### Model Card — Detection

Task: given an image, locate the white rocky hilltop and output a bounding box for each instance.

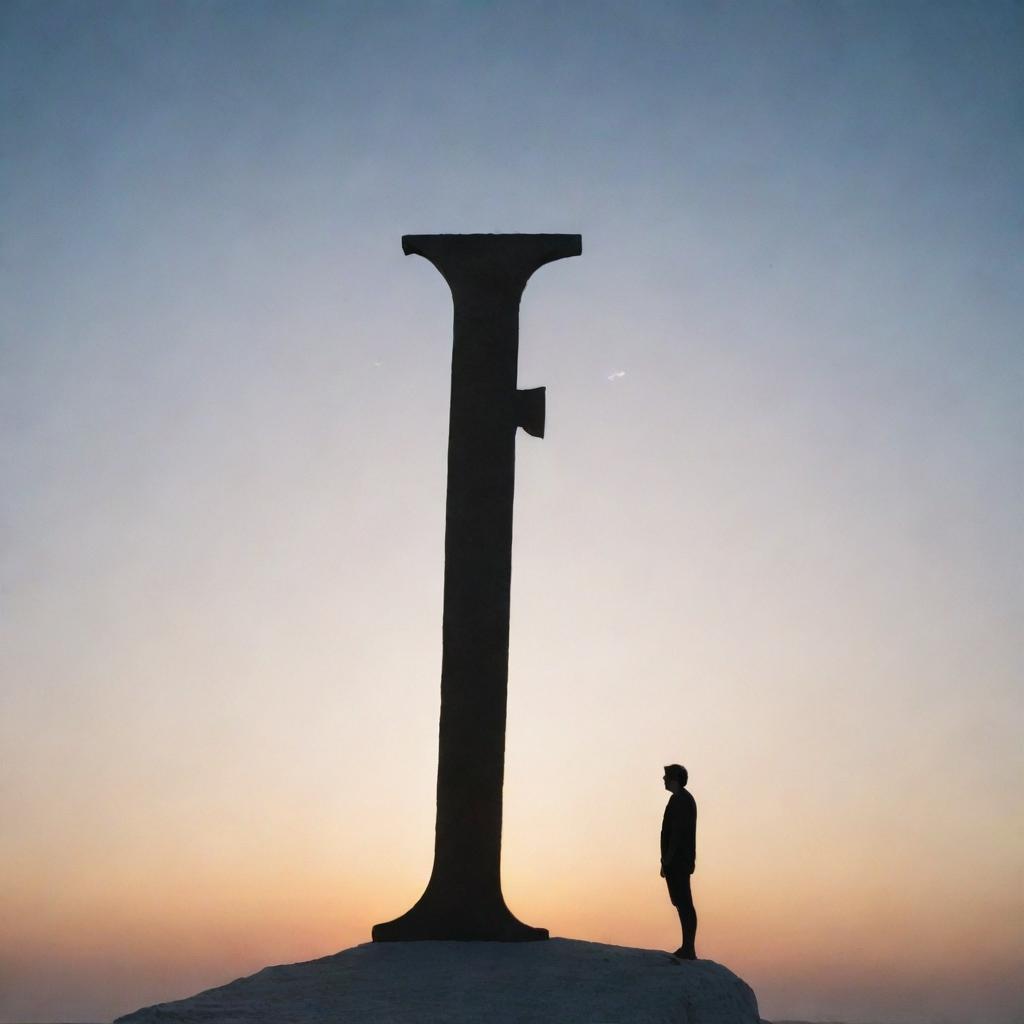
[113,937,760,1023]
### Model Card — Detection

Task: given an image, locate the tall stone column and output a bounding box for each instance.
[373,234,581,942]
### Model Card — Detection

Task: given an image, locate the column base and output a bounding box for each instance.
[373,888,548,942]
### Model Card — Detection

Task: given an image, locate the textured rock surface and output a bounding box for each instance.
[115,937,760,1023]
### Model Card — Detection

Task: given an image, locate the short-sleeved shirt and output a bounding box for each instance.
[661,789,697,875]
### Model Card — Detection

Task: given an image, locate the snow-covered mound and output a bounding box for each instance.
[114,937,760,1023]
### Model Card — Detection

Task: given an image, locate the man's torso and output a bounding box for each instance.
[661,789,697,874]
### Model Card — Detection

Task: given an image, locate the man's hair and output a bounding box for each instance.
[664,764,688,787]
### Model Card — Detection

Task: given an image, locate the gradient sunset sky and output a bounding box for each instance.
[2,2,1022,1022]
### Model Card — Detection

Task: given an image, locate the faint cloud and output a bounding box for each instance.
[607,370,626,381]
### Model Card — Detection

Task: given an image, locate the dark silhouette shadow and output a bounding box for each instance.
[661,763,698,958]
[373,234,581,942]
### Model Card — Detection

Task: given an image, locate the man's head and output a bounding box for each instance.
[663,764,688,793]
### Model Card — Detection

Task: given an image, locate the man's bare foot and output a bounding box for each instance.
[672,946,697,959]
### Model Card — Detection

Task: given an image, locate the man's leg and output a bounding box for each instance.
[671,873,697,958]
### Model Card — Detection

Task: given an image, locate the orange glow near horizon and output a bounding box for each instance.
[4,847,1021,1022]
[4,772,1021,1021]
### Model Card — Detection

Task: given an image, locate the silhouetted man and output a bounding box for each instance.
[661,763,697,959]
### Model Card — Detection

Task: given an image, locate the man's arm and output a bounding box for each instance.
[660,801,681,875]
[688,803,697,874]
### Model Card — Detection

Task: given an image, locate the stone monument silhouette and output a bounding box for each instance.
[372,234,581,942]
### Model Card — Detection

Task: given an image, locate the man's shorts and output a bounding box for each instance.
[665,869,693,909]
